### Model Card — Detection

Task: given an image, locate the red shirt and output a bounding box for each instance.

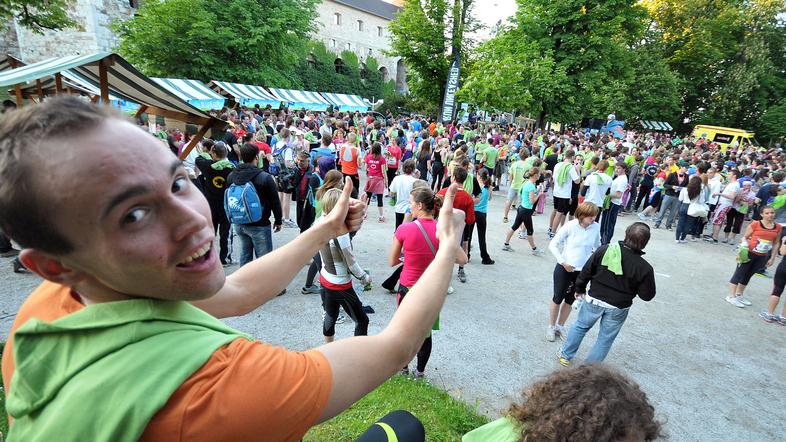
[253,141,271,156]
[385,145,402,169]
[437,187,475,225]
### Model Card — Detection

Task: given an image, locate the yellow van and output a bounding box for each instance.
[691,125,757,152]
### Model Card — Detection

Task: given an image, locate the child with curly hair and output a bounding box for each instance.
[463,364,663,441]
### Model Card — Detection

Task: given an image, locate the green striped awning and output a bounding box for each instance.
[319,92,369,112]
[640,120,673,131]
[151,78,225,110]
[267,88,330,111]
[209,80,281,108]
[0,53,219,125]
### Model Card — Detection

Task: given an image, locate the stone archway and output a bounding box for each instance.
[395,59,407,92]
[379,66,389,82]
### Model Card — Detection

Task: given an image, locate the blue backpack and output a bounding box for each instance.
[224,172,264,224]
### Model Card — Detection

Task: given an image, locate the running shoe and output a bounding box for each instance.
[502,244,514,252]
[457,267,467,283]
[725,295,745,308]
[301,285,321,294]
[546,326,556,342]
[738,296,752,306]
[637,213,647,221]
[548,232,555,239]
[447,286,455,295]
[759,311,776,323]
[666,226,673,231]
[0,248,20,257]
[414,370,425,380]
[547,228,553,236]
[755,269,772,279]
[555,324,568,340]
[518,231,527,240]
[336,312,346,324]
[557,350,571,367]
[363,305,375,314]
[721,237,729,244]
[400,367,410,376]
[481,258,495,265]
[283,219,297,228]
[775,315,786,326]
[531,248,544,256]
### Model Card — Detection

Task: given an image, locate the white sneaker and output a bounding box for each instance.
[447,286,455,295]
[726,295,745,308]
[555,324,568,340]
[546,326,556,342]
[739,296,752,306]
[518,231,527,240]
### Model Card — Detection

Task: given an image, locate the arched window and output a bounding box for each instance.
[379,66,389,82]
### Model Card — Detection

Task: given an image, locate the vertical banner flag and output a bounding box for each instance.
[440,55,461,123]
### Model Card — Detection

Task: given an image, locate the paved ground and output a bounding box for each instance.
[1,183,784,441]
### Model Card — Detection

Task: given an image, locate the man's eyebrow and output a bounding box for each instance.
[101,185,152,220]
[101,160,183,220]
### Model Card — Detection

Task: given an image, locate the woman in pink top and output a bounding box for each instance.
[385,138,403,185]
[364,142,388,222]
[388,187,467,378]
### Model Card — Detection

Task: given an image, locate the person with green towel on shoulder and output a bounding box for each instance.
[463,364,663,442]
[558,222,656,366]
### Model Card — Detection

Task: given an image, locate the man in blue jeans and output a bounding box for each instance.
[558,222,656,365]
[227,143,283,267]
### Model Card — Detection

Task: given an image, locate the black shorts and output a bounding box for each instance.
[553,196,571,215]
[462,222,474,242]
[730,252,769,286]
[553,264,580,305]
[568,193,579,216]
[511,206,534,235]
[772,259,786,297]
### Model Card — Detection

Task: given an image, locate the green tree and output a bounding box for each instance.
[361,56,384,100]
[388,0,476,109]
[114,0,317,87]
[641,0,786,130]
[336,50,363,95]
[461,0,646,127]
[0,0,75,33]
[758,100,786,145]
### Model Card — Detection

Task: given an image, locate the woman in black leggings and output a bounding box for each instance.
[761,235,786,325]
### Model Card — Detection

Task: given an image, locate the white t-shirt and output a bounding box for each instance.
[389,174,418,213]
[717,181,740,209]
[584,172,613,207]
[552,162,580,199]
[610,175,628,205]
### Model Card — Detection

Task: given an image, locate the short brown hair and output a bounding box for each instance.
[574,202,600,219]
[0,96,120,254]
[508,364,663,441]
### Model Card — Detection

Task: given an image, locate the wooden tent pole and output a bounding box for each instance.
[134,105,148,119]
[55,73,63,94]
[179,123,212,160]
[99,59,110,105]
[14,84,23,108]
[36,79,44,100]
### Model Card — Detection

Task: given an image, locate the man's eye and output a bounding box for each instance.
[123,208,148,224]
[172,177,188,193]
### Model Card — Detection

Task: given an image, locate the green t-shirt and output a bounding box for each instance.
[583,156,595,172]
[520,181,537,209]
[624,154,636,166]
[543,147,553,158]
[475,142,489,161]
[509,161,527,190]
[463,417,520,442]
[605,157,616,176]
[483,147,499,168]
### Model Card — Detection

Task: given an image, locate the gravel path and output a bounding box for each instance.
[1,184,783,440]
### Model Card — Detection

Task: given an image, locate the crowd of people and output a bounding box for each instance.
[1,95,784,440]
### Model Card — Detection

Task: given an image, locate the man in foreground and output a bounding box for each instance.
[558,222,656,365]
[0,97,465,441]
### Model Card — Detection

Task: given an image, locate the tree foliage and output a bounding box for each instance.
[0,0,76,33]
[641,0,786,132]
[388,0,477,109]
[461,0,648,126]
[114,0,317,87]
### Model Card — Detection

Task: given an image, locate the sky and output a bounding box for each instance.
[470,0,518,40]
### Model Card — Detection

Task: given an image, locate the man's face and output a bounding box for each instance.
[41,120,224,302]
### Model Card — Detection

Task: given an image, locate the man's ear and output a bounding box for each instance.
[19,249,88,286]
